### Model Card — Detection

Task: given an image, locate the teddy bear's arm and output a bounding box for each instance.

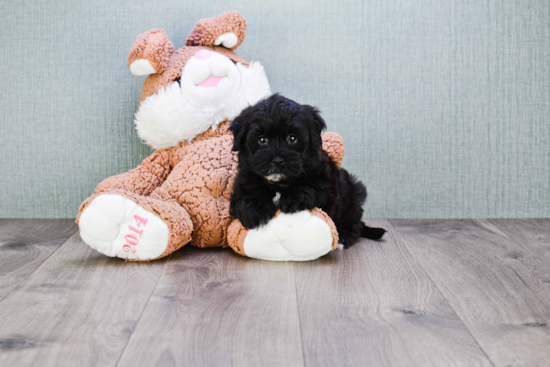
[94,149,173,196]
[322,132,345,168]
[185,11,247,51]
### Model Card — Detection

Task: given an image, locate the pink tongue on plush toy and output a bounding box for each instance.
[197,76,224,87]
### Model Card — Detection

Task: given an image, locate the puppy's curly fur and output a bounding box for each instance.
[229,94,385,248]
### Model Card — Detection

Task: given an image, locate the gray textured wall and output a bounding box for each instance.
[1,0,549,219]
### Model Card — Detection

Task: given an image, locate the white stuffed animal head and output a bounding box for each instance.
[127,11,271,149]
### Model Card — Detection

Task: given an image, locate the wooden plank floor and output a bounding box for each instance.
[0,219,548,367]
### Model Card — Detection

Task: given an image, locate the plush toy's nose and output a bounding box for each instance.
[194,49,213,60]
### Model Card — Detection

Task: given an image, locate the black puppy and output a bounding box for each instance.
[229,94,385,248]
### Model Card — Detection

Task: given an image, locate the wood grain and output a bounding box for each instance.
[488,219,550,274]
[0,231,169,367]
[391,219,550,367]
[294,220,492,367]
[0,219,77,301]
[117,246,304,367]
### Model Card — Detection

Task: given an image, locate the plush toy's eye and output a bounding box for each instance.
[286,134,298,144]
[258,136,268,145]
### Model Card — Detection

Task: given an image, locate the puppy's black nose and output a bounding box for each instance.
[273,157,284,166]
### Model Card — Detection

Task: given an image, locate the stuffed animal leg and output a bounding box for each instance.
[76,150,194,261]
[227,208,339,261]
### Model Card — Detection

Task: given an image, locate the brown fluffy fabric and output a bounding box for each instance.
[127,29,174,74]
[227,218,248,256]
[92,149,173,196]
[321,132,345,168]
[185,11,247,51]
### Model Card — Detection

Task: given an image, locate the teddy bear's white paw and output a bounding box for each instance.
[78,194,169,260]
[242,211,334,261]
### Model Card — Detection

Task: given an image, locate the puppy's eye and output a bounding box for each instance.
[258,136,268,145]
[286,134,298,145]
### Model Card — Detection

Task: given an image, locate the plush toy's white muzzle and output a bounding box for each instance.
[179,51,241,107]
[134,57,271,149]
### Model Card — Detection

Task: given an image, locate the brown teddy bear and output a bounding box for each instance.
[77,11,345,261]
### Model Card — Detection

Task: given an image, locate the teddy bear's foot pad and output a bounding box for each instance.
[243,211,333,261]
[79,194,169,260]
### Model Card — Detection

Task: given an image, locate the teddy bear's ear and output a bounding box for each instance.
[185,11,247,51]
[127,29,174,76]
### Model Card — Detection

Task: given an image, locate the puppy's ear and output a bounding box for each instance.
[306,106,327,150]
[229,116,247,152]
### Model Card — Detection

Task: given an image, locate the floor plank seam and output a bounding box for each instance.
[0,227,79,305]
[387,220,498,367]
[114,253,172,367]
[292,264,307,367]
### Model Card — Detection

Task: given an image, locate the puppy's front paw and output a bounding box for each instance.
[233,200,277,230]
[239,209,276,229]
[279,191,315,213]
